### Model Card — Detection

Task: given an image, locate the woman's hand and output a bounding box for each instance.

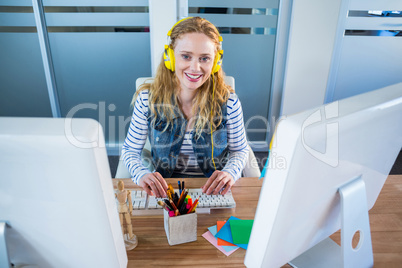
[138,172,168,198]
[202,170,235,195]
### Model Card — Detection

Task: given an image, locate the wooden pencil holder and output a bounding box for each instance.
[163,210,197,246]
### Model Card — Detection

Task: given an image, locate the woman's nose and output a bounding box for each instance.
[190,59,200,71]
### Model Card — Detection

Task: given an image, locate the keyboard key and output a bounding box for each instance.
[131,190,147,210]
[148,196,158,209]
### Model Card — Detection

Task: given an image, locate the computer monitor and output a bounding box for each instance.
[245,83,402,267]
[0,117,127,267]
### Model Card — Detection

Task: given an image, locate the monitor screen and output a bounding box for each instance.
[245,83,402,267]
[0,117,127,267]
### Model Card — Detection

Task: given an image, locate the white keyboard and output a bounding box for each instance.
[130,189,236,215]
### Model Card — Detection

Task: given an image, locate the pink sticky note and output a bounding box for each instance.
[202,231,239,256]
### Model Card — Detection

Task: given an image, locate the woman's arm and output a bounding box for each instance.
[121,91,151,184]
[121,90,168,197]
[222,93,249,180]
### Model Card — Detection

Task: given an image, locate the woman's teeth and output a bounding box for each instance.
[185,73,202,79]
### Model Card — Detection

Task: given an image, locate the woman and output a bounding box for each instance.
[122,17,249,198]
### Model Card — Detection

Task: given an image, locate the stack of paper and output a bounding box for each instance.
[202,216,254,256]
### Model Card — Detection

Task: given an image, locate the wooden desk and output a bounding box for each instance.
[113,175,402,268]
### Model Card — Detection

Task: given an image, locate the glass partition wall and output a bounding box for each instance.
[0,1,51,117]
[0,0,152,154]
[326,0,402,102]
[1,0,280,154]
[44,1,151,153]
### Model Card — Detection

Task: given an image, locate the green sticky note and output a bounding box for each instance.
[229,219,254,244]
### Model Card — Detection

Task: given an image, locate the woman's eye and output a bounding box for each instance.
[182,55,190,60]
[200,57,210,62]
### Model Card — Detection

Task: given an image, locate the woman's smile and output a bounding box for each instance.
[185,72,203,82]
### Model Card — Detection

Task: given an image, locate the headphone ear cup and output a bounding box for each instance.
[212,50,223,74]
[164,45,175,72]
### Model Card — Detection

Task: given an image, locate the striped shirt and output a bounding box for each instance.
[173,131,204,176]
[121,90,249,184]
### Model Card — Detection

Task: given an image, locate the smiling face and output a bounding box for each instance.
[173,32,216,93]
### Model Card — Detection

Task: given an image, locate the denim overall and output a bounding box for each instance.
[148,104,228,178]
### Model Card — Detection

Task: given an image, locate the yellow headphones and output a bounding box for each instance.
[163,17,224,73]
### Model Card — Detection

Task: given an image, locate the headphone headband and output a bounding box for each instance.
[167,17,191,37]
[163,17,223,73]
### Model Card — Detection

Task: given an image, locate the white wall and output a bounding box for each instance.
[279,0,343,116]
[149,0,177,76]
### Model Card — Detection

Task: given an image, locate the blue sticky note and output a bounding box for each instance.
[215,216,248,249]
[208,225,239,252]
[208,225,218,235]
[259,150,270,179]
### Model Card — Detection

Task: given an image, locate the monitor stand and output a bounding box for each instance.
[289,176,374,268]
[0,222,10,268]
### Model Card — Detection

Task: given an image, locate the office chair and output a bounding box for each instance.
[115,77,261,178]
